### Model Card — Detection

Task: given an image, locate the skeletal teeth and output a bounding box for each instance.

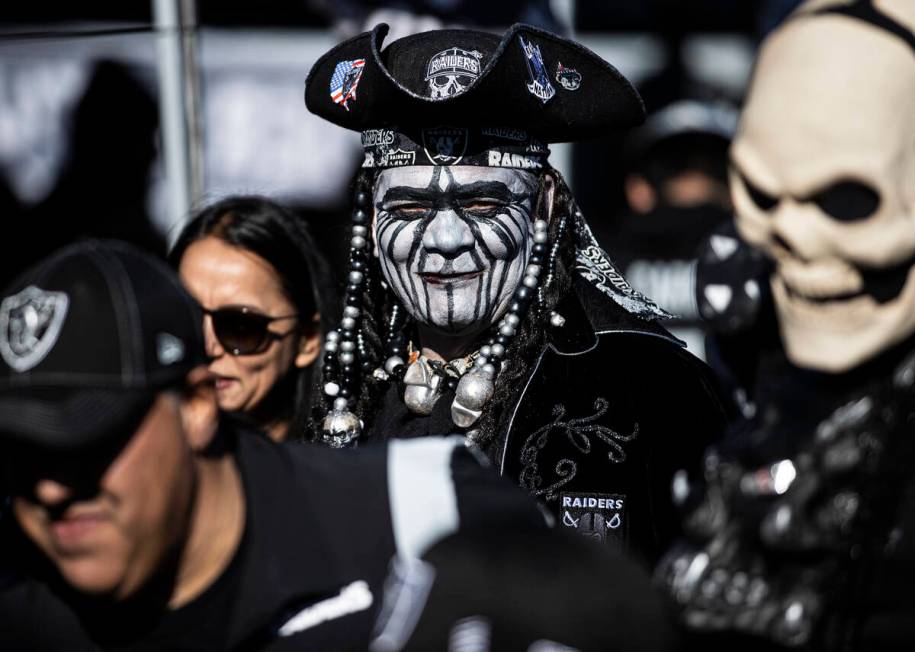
[776,258,861,300]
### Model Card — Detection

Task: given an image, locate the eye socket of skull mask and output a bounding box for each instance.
[809,180,881,223]
[734,167,779,213]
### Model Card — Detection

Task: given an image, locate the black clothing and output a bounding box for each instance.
[660,342,915,651]
[0,428,546,651]
[368,279,728,565]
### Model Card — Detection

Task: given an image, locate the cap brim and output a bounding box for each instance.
[0,387,155,451]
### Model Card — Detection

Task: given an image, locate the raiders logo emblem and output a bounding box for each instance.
[0,286,69,372]
[421,127,469,165]
[425,47,482,99]
[559,492,626,547]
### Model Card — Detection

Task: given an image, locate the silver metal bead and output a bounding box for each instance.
[533,231,548,244]
[499,324,515,338]
[348,271,364,284]
[333,397,349,410]
[482,363,496,377]
[351,235,367,249]
[340,352,355,365]
[322,408,361,448]
[373,367,389,381]
[523,275,538,288]
[525,264,541,277]
[341,317,356,330]
[451,402,483,429]
[475,355,489,367]
[550,311,566,328]
[480,345,492,358]
[325,341,338,353]
[352,225,368,237]
[505,313,520,328]
[327,330,340,342]
[490,343,505,358]
[384,355,405,375]
[533,219,548,232]
[323,382,340,397]
[341,341,356,352]
[455,371,495,411]
[344,306,360,318]
[403,358,444,416]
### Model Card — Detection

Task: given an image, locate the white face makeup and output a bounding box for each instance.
[374,166,539,336]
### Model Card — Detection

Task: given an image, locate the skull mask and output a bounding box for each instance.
[732,0,915,373]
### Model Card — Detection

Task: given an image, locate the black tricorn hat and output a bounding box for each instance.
[305,23,645,143]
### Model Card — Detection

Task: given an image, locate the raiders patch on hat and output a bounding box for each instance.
[425,47,483,99]
[559,492,626,547]
[0,285,69,373]
[518,35,555,103]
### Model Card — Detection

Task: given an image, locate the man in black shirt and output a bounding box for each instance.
[0,241,545,651]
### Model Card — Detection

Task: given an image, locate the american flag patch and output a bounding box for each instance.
[329,59,366,111]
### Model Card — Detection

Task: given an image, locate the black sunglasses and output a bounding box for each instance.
[203,306,298,356]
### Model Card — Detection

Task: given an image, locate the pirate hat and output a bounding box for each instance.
[305,23,645,143]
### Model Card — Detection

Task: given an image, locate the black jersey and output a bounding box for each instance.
[0,429,546,651]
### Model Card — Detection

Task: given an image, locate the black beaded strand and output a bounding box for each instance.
[320,188,373,446]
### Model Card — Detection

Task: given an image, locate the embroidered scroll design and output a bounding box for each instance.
[518,398,639,501]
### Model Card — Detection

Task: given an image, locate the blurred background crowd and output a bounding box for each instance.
[0,0,799,358]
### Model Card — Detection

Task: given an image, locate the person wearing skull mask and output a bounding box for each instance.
[304,23,728,563]
[659,1,915,649]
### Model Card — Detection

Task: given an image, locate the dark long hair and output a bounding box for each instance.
[308,168,578,462]
[169,195,334,439]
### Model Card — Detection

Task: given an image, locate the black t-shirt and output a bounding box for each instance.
[106,536,245,652]
[0,429,546,651]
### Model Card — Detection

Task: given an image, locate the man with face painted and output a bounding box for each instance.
[659,1,915,649]
[305,24,728,563]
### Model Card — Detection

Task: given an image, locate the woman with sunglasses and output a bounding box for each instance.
[170,195,332,441]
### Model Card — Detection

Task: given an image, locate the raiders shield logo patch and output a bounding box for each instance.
[0,286,69,372]
[559,492,626,547]
[422,127,468,165]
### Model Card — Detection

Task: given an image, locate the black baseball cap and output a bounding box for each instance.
[0,240,206,451]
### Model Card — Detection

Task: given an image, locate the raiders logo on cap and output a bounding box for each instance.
[0,286,69,373]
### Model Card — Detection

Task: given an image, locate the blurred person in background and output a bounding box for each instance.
[659,1,915,649]
[169,195,333,442]
[1,60,164,288]
[613,98,739,361]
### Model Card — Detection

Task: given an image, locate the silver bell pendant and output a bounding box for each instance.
[322,397,361,448]
[403,357,444,416]
[452,366,495,428]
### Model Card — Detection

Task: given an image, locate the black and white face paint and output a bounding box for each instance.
[374,166,539,336]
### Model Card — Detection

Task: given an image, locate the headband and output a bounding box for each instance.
[360,126,550,170]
